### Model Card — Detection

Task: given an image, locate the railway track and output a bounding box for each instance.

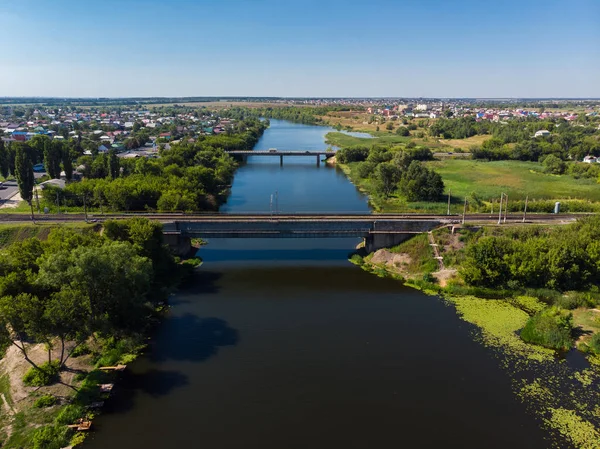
[0,212,590,223]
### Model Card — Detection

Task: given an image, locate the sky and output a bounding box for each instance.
[0,0,599,98]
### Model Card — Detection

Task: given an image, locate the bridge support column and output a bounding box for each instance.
[365,233,414,253]
[280,155,283,166]
[316,155,320,167]
[163,233,193,257]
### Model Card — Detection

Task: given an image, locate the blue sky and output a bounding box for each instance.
[0,0,598,98]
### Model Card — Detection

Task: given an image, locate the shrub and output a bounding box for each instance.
[349,254,364,266]
[23,361,60,387]
[520,307,574,350]
[32,425,70,449]
[588,333,600,355]
[71,343,92,358]
[34,395,57,408]
[55,404,86,426]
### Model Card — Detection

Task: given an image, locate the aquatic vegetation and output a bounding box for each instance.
[545,408,600,449]
[446,295,553,362]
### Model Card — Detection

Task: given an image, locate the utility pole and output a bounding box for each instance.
[522,195,528,223]
[83,193,88,222]
[56,192,60,214]
[503,194,508,224]
[447,189,451,215]
[269,194,273,218]
[497,193,503,225]
[491,199,493,215]
[275,190,279,215]
[462,197,467,224]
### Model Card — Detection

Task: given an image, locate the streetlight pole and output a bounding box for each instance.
[523,195,528,223]
[503,194,508,224]
[447,189,451,215]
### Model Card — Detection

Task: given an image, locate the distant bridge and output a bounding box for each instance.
[226,150,336,166]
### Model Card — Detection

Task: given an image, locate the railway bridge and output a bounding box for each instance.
[161,214,450,255]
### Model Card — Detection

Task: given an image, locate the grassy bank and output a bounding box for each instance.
[350,223,600,449]
[336,153,600,213]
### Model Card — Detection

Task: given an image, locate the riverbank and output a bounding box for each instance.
[0,219,195,448]
[350,221,600,449]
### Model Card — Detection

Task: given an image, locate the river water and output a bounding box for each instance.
[84,120,548,449]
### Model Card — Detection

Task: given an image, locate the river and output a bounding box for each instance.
[84,120,549,449]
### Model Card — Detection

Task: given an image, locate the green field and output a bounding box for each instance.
[325,132,409,148]
[427,160,600,202]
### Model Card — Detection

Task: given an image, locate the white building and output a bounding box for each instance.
[534,130,551,138]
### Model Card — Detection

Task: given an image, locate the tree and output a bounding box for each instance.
[62,145,73,181]
[0,139,9,179]
[109,149,120,179]
[36,242,153,334]
[44,140,62,179]
[398,160,444,201]
[0,293,47,371]
[542,154,566,174]
[14,143,35,220]
[373,162,401,197]
[395,127,410,136]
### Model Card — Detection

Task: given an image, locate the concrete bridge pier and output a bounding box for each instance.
[316,155,320,167]
[280,155,283,166]
[364,233,414,253]
[163,233,192,257]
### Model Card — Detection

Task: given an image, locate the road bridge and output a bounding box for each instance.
[226,150,336,166]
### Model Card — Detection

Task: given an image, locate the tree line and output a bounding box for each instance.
[337,144,444,201]
[1,118,268,213]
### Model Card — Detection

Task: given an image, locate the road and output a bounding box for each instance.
[0,173,47,202]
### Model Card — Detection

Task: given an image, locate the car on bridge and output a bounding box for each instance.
[268,148,277,152]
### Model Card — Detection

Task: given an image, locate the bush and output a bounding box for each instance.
[396,127,410,136]
[32,425,70,449]
[588,333,600,355]
[520,307,574,350]
[23,361,60,387]
[71,343,92,358]
[55,404,86,426]
[349,254,364,266]
[33,395,57,408]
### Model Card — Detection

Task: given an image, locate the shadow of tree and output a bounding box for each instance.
[150,315,239,363]
[98,369,189,416]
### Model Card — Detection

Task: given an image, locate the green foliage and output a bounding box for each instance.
[520,307,574,350]
[541,154,566,174]
[398,161,444,201]
[23,361,60,387]
[588,333,600,354]
[31,425,70,449]
[336,146,369,163]
[13,142,35,204]
[70,343,91,358]
[33,395,57,408]
[460,217,600,291]
[396,127,410,136]
[54,404,86,426]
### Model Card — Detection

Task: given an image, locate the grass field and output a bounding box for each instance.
[427,160,600,202]
[325,132,409,148]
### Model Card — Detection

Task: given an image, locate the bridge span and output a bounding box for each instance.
[226,150,335,166]
[0,212,582,256]
[162,215,449,254]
